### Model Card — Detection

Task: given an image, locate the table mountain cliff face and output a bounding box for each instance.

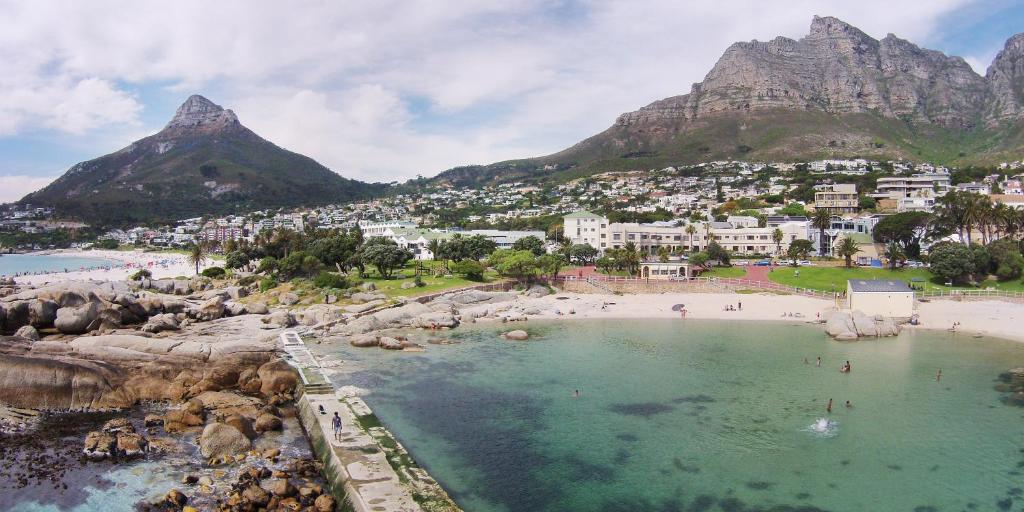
[435,16,1024,187]
[21,95,382,225]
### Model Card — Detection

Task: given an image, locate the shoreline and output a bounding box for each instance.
[8,249,213,285]
[492,291,1024,344]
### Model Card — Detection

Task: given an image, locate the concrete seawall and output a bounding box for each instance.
[282,327,458,512]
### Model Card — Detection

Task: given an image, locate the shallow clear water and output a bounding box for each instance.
[322,319,1024,512]
[0,254,117,276]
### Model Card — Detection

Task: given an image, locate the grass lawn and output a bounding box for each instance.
[768,266,1024,293]
[701,266,748,278]
[360,261,503,298]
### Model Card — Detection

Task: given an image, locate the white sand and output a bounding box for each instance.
[11,249,213,286]
[520,291,1024,343]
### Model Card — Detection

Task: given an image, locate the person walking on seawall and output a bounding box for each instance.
[332,412,343,441]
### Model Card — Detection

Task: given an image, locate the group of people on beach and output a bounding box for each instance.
[722,301,742,312]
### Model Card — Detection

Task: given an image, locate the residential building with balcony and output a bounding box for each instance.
[813,184,859,214]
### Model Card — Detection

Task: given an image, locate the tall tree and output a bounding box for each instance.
[188,242,207,275]
[772,228,784,256]
[836,236,861,268]
[811,209,832,256]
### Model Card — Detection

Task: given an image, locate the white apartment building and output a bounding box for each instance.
[359,220,418,238]
[563,211,809,256]
[873,173,951,199]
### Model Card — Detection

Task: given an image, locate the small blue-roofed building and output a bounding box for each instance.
[846,279,914,318]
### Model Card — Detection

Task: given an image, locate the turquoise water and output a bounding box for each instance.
[324,319,1024,512]
[0,254,117,276]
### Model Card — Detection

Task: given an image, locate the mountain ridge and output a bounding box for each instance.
[21,95,383,225]
[433,16,1024,187]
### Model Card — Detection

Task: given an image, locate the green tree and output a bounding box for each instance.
[786,239,814,266]
[836,236,861,268]
[929,243,976,284]
[361,243,413,279]
[987,239,1024,280]
[706,240,731,266]
[568,244,598,265]
[488,249,538,281]
[872,212,934,260]
[538,254,566,279]
[512,235,546,257]
[772,228,784,256]
[689,252,710,268]
[685,224,697,252]
[778,203,806,216]
[465,235,498,260]
[451,259,485,280]
[883,242,906,270]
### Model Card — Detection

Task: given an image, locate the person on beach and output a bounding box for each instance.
[826,398,833,413]
[738,301,742,311]
[332,412,343,440]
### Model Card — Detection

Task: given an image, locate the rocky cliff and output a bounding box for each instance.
[434,16,1024,186]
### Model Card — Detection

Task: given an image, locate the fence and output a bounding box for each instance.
[917,288,1024,302]
[551,275,835,299]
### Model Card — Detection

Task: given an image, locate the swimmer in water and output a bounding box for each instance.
[574,389,580,398]
[845,400,852,408]
[936,369,942,382]
[816,356,821,367]
[803,357,809,364]
[826,398,833,413]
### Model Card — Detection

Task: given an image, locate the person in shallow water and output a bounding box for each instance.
[816,356,821,367]
[936,369,942,382]
[845,400,852,408]
[332,412,343,440]
[827,398,833,413]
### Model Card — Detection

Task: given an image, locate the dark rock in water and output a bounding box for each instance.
[82,430,117,460]
[255,413,283,432]
[242,483,271,506]
[270,478,297,497]
[607,402,674,417]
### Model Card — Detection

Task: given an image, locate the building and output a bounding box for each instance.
[464,229,546,250]
[359,220,418,238]
[873,173,951,199]
[563,211,809,257]
[638,261,692,279]
[813,184,859,214]
[846,279,914,318]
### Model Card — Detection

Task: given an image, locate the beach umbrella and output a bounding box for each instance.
[671,304,685,311]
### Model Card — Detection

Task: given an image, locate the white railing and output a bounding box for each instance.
[555,275,834,299]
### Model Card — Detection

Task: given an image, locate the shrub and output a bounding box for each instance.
[313,271,348,289]
[237,275,259,287]
[130,269,152,280]
[451,259,485,280]
[414,274,426,287]
[259,277,278,292]
[201,266,226,278]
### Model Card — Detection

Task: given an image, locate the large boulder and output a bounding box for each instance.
[350,292,385,303]
[414,312,458,329]
[54,301,103,334]
[14,325,40,341]
[261,310,295,328]
[825,311,901,340]
[257,359,298,396]
[279,292,300,306]
[254,413,283,432]
[297,305,345,326]
[195,295,226,322]
[378,336,404,350]
[0,353,130,410]
[349,334,379,348]
[503,330,530,340]
[246,302,269,315]
[141,313,179,333]
[198,422,251,460]
[223,413,258,440]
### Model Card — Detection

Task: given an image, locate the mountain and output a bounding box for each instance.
[21,95,382,225]
[433,16,1024,187]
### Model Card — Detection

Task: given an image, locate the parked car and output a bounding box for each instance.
[754,260,771,266]
[797,260,815,266]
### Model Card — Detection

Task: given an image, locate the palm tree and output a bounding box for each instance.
[883,241,905,270]
[188,242,208,275]
[811,209,832,257]
[836,236,861,268]
[772,228,784,257]
[685,224,697,253]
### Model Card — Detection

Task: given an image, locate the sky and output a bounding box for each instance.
[0,0,1022,202]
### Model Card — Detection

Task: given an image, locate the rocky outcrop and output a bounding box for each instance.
[83,417,148,459]
[198,422,251,460]
[503,330,530,341]
[825,310,901,340]
[985,34,1024,125]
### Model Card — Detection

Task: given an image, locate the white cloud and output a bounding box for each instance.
[0,175,57,203]
[0,0,984,181]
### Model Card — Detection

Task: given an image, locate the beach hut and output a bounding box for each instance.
[846,279,914,318]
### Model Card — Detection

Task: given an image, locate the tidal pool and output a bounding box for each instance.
[322,319,1024,512]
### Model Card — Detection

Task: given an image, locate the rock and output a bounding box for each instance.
[223,413,258,440]
[270,479,297,497]
[825,310,901,339]
[186,397,205,415]
[359,282,376,291]
[141,313,179,333]
[199,423,252,460]
[524,284,551,298]
[164,489,189,508]
[314,494,336,512]
[255,413,283,432]
[144,414,164,427]
[280,292,300,306]
[223,286,248,300]
[164,409,205,428]
[261,310,296,328]
[503,330,529,340]
[349,334,379,348]
[415,312,458,329]
[242,483,271,506]
[246,301,269,315]
[350,291,385,303]
[342,300,384,314]
[379,336,404,350]
[195,295,226,321]
[14,325,40,341]
[297,304,345,326]
[263,447,281,459]
[400,282,416,289]
[299,484,322,501]
[54,301,103,334]
[181,474,199,485]
[103,417,135,433]
[83,430,116,459]
[116,431,148,457]
[224,301,247,316]
[257,359,299,396]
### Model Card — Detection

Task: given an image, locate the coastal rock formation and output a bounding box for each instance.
[825,310,901,340]
[503,330,530,340]
[83,418,148,459]
[199,422,252,459]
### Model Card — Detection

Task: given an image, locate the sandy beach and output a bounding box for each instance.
[515,291,1024,343]
[10,249,213,286]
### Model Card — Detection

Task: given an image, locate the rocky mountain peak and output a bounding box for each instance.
[985,32,1024,124]
[808,15,870,41]
[164,94,239,131]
